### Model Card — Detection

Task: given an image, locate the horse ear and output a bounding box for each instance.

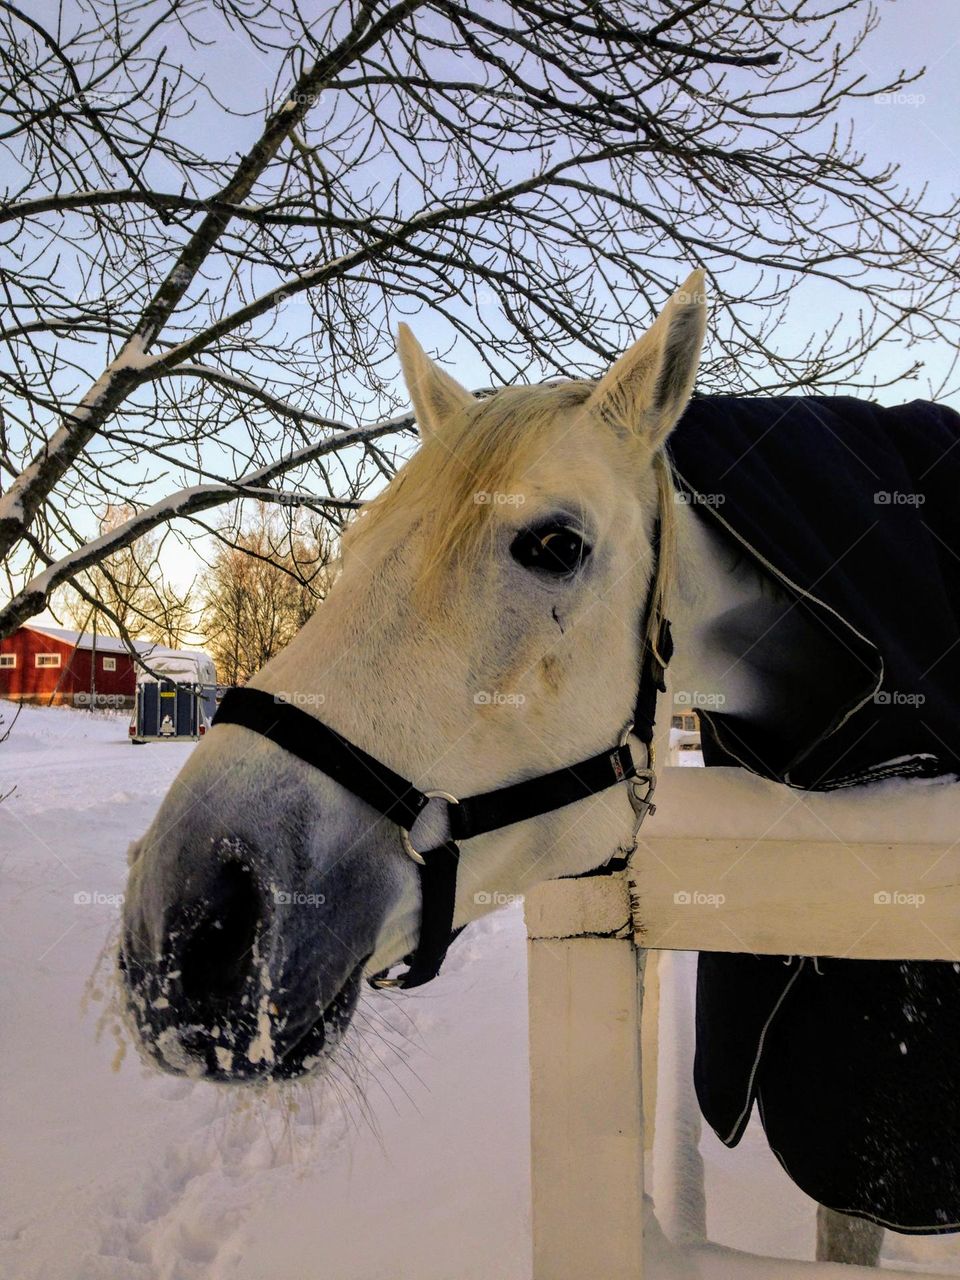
[588,269,706,451]
[397,323,474,440]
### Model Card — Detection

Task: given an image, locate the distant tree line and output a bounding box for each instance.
[200,503,334,685]
[60,505,196,650]
[56,503,333,683]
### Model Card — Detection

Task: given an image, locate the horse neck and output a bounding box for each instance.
[667,496,774,722]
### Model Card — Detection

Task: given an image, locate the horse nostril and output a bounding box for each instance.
[178,862,263,1011]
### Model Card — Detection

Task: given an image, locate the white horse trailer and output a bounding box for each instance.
[129,649,217,743]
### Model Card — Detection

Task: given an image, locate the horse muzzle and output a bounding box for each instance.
[119,841,367,1081]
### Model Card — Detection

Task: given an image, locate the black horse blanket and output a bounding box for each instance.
[667,395,960,1233]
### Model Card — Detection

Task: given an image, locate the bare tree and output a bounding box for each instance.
[56,505,197,643]
[146,581,197,651]
[1,0,958,637]
[200,502,333,684]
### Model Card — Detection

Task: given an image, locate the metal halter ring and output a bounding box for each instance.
[619,720,657,773]
[400,790,460,865]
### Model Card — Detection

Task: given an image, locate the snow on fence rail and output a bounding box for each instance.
[524,767,960,1280]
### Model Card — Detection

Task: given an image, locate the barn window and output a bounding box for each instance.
[35,653,61,668]
[102,656,116,671]
[0,654,15,668]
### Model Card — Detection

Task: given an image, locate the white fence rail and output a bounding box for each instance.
[524,767,960,1279]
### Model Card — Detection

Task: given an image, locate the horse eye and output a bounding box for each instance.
[510,523,592,576]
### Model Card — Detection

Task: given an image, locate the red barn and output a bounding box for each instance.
[0,625,140,707]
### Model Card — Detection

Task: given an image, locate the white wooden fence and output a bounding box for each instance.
[524,766,960,1279]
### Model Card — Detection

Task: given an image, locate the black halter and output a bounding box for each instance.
[211,557,671,990]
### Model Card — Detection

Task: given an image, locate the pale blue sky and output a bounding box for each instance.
[434,0,960,401]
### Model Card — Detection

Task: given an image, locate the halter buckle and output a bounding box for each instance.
[628,769,657,822]
[401,790,460,865]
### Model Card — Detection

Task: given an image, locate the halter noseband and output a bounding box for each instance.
[211,537,671,990]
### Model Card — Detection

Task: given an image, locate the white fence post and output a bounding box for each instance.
[525,870,646,1280]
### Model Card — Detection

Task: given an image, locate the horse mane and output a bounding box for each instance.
[344,381,591,587]
[344,377,677,658]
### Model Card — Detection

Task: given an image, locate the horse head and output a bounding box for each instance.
[119,270,706,1081]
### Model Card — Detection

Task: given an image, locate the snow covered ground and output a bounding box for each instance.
[0,704,957,1279]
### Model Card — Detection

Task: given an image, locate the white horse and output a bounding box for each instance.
[121,268,843,1078]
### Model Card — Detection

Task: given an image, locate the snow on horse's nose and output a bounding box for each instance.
[121,817,377,1081]
[120,850,281,1080]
